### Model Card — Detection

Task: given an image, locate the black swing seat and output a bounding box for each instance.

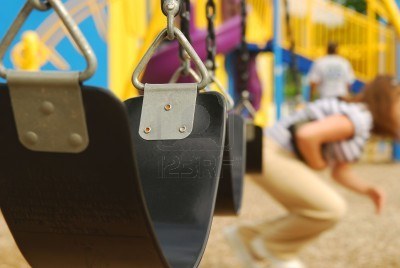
[246,123,263,173]
[214,113,246,215]
[0,84,226,268]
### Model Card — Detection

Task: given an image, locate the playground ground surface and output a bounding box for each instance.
[202,163,400,268]
[0,163,399,268]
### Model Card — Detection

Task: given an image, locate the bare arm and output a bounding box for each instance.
[332,163,386,214]
[332,163,373,194]
[295,115,355,170]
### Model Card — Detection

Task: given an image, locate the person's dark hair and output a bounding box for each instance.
[327,42,338,55]
[357,75,400,139]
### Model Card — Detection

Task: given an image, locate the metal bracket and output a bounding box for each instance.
[139,83,197,140]
[245,119,256,142]
[7,71,89,153]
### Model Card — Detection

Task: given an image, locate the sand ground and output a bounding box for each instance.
[0,164,399,268]
[201,164,400,268]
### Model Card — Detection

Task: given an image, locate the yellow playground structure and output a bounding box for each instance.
[10,0,400,127]
[12,0,400,103]
[107,0,400,101]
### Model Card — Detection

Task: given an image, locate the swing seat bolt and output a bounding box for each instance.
[24,131,38,145]
[40,101,55,115]
[179,126,187,133]
[144,127,152,134]
[69,133,83,147]
[164,104,172,111]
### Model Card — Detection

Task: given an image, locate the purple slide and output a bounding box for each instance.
[247,54,262,111]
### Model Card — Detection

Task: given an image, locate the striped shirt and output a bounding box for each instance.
[266,98,373,163]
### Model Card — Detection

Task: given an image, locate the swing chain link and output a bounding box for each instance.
[134,0,210,90]
[237,0,249,93]
[205,0,216,73]
[29,0,51,11]
[179,0,192,75]
[162,0,180,40]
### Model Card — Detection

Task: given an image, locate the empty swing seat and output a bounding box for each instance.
[0,84,226,268]
[214,113,246,215]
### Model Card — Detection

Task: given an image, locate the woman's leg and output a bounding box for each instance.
[246,139,347,260]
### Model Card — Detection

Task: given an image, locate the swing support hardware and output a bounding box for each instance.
[0,0,97,82]
[235,91,257,118]
[162,0,181,40]
[133,27,203,140]
[0,0,96,152]
[29,0,51,11]
[204,0,234,110]
[138,83,198,140]
[133,0,211,140]
[170,63,201,83]
[133,0,209,90]
[168,0,202,84]
[132,28,209,90]
[209,75,235,110]
[7,71,89,153]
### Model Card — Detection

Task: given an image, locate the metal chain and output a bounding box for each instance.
[206,0,216,73]
[205,0,234,110]
[284,0,295,65]
[179,0,191,61]
[237,0,249,93]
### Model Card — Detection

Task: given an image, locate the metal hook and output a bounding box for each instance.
[234,90,257,118]
[0,0,97,81]
[210,75,235,111]
[169,65,201,84]
[29,0,51,11]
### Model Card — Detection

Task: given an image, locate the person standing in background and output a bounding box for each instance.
[308,42,355,100]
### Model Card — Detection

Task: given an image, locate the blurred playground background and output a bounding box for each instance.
[0,0,400,267]
[1,0,400,161]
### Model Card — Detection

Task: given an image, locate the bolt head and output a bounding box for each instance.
[164,104,172,111]
[40,101,55,115]
[24,131,38,145]
[179,126,187,133]
[144,127,151,134]
[69,133,84,147]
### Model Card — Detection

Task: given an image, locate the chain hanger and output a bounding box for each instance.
[133,0,210,90]
[204,0,234,109]
[205,0,217,73]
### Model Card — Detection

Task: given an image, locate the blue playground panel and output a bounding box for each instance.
[393,0,400,161]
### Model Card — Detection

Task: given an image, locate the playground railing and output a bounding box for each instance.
[246,0,396,82]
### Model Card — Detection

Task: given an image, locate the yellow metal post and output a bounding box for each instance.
[381,0,400,37]
[306,0,313,56]
[108,0,147,100]
[367,0,376,78]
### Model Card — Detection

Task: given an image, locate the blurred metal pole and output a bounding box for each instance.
[393,0,400,161]
[273,0,284,119]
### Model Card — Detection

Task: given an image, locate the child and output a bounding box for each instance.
[225,75,400,268]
